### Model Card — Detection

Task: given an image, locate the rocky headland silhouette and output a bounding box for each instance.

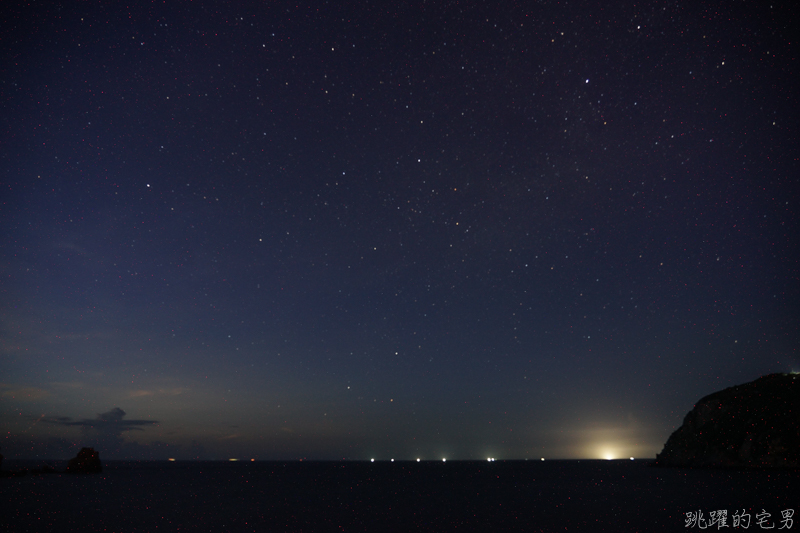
[654,373,800,468]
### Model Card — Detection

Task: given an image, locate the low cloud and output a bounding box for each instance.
[52,407,158,432]
[42,408,159,455]
[0,384,49,401]
[55,241,89,254]
[128,387,189,398]
[5,410,202,460]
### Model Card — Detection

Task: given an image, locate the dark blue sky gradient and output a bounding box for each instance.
[2,0,798,460]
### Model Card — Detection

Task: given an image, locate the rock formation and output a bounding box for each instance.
[654,373,800,467]
[66,447,102,473]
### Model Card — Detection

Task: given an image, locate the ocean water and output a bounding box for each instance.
[3,459,796,532]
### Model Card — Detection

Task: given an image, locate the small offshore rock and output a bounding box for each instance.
[66,447,102,474]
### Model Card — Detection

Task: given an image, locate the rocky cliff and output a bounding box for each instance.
[654,373,800,468]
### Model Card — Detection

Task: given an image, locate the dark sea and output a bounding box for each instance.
[3,459,797,532]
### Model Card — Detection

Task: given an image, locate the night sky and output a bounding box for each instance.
[2,1,798,461]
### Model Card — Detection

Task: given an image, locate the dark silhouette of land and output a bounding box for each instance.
[0,447,101,477]
[654,373,800,468]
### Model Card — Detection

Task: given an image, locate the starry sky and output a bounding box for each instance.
[2,1,798,461]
